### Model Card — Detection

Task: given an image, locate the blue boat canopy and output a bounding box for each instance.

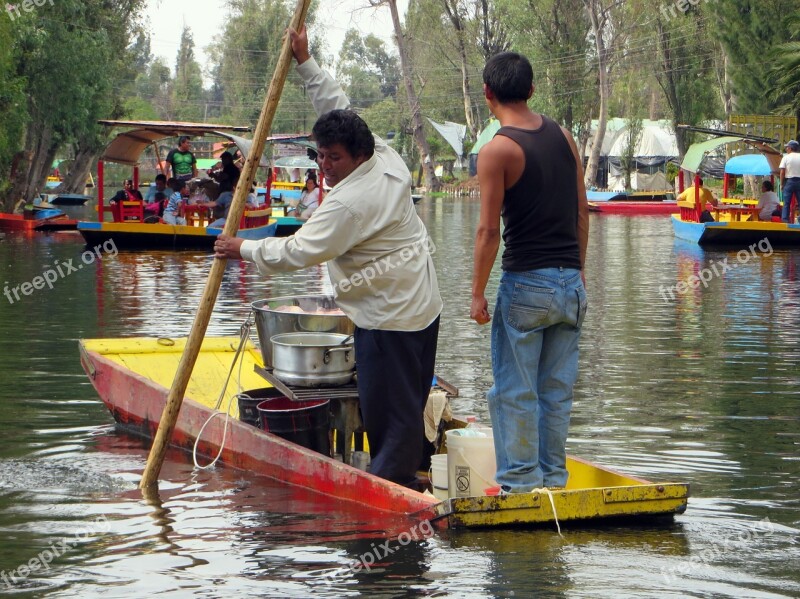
[724,154,773,176]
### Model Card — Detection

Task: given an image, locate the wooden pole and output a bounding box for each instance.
[139,0,312,489]
[152,142,165,176]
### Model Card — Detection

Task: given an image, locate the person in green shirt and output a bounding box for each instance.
[166,136,197,182]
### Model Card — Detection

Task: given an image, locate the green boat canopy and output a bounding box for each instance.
[681,135,783,175]
[470,119,501,155]
[680,137,741,173]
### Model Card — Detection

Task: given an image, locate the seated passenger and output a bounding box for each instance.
[756,180,781,221]
[197,184,256,228]
[678,178,717,209]
[110,179,144,204]
[163,178,188,225]
[144,191,167,219]
[289,174,320,221]
[144,173,168,206]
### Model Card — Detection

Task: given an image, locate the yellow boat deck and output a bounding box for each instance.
[83,336,265,418]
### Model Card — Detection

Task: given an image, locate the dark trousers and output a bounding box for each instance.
[354,316,440,486]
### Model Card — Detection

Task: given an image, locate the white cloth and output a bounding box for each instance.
[780,153,800,179]
[240,58,442,331]
[757,191,781,221]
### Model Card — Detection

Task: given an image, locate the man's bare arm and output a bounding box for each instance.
[563,127,589,270]
[471,139,507,324]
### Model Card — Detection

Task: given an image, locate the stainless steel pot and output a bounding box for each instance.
[270,332,355,387]
[252,295,355,368]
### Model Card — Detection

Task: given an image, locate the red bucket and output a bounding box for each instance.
[257,397,331,456]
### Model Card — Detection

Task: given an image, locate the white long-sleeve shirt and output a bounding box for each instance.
[240,58,441,331]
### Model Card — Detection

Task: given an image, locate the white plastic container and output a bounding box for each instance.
[429,454,449,501]
[445,427,497,498]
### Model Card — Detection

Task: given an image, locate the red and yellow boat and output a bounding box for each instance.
[78,336,689,529]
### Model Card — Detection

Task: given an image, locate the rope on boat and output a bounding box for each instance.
[536,488,563,537]
[192,311,254,470]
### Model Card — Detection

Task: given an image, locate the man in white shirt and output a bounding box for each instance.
[214,26,442,487]
[780,140,800,222]
[756,180,781,221]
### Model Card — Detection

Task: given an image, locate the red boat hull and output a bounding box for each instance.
[79,346,439,517]
[589,201,677,215]
[0,212,77,231]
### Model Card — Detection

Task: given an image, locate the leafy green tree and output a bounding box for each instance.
[766,11,800,122]
[653,10,721,156]
[0,16,27,203]
[208,0,319,132]
[713,0,798,114]
[172,26,205,122]
[337,29,391,109]
[3,0,147,207]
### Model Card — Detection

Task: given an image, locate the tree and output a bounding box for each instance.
[653,10,720,156]
[173,26,205,122]
[3,0,147,208]
[337,29,399,109]
[374,0,441,191]
[766,11,800,122]
[208,0,319,131]
[582,0,640,187]
[713,0,798,114]
[0,17,27,204]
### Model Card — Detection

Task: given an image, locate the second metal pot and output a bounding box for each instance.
[270,332,355,387]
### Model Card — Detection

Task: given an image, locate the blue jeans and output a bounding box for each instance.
[781,178,800,222]
[487,268,587,492]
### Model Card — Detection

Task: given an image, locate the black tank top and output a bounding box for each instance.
[496,118,581,272]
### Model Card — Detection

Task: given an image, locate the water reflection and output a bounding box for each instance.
[1,205,800,596]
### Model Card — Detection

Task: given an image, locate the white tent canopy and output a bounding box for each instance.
[608,124,679,158]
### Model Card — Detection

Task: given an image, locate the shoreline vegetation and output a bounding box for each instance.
[1,1,798,212]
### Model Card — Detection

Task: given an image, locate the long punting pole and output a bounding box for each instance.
[140,0,312,489]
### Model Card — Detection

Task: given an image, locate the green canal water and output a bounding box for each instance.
[0,200,799,597]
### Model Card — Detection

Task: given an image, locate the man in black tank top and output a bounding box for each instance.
[470,52,589,494]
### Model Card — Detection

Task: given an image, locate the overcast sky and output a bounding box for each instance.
[145,0,409,76]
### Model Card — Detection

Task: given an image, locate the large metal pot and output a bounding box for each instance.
[270,332,355,387]
[252,295,355,368]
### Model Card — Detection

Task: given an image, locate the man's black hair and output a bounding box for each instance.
[483,52,534,103]
[178,135,191,146]
[155,173,167,182]
[312,110,374,160]
[763,180,774,192]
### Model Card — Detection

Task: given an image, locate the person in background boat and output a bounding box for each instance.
[780,140,800,223]
[471,51,589,494]
[165,136,198,182]
[677,177,717,210]
[213,25,442,489]
[757,180,782,221]
[198,181,257,228]
[110,179,143,205]
[163,178,188,225]
[207,151,241,205]
[289,167,302,183]
[144,174,168,212]
[288,173,320,221]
